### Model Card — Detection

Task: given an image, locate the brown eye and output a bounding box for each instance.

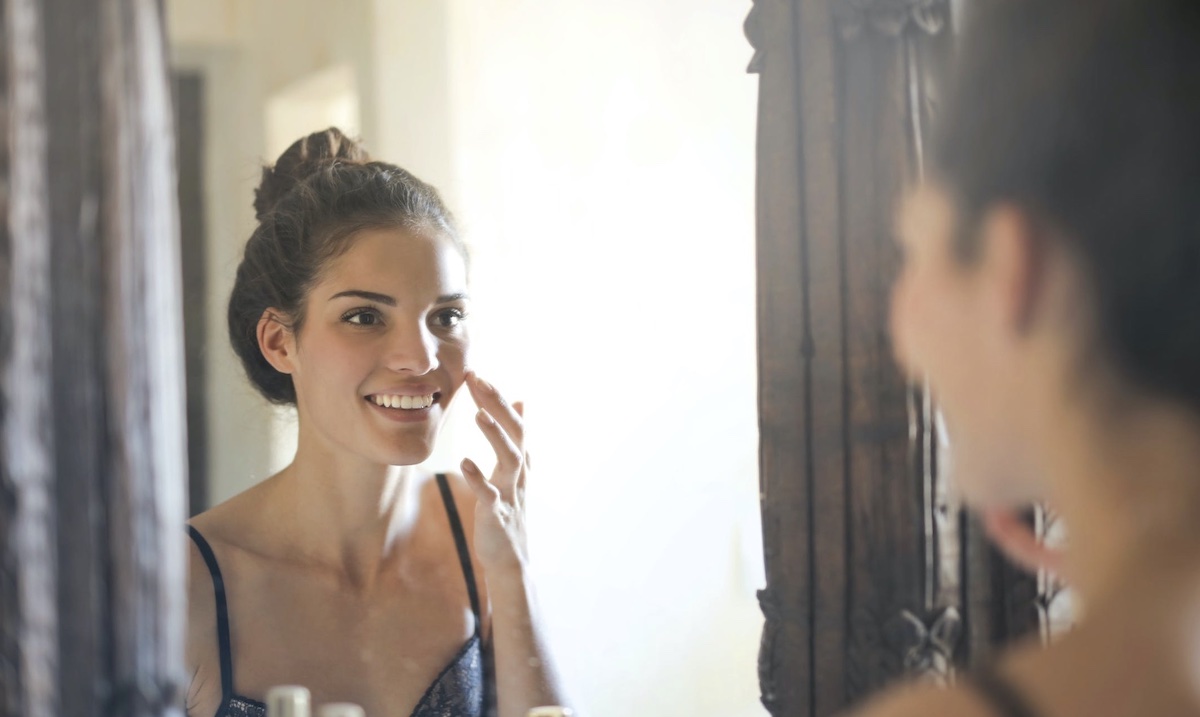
[433,308,466,329]
[342,308,383,326]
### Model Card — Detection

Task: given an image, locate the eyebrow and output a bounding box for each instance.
[328,290,470,306]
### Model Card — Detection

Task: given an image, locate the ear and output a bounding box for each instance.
[978,204,1046,336]
[257,308,298,375]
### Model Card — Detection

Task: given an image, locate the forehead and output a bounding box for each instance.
[319,227,468,292]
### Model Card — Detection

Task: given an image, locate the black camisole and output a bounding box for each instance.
[187,474,486,717]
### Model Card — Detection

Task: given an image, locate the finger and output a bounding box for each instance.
[467,374,524,445]
[514,452,529,513]
[475,409,523,494]
[512,402,529,501]
[461,458,500,507]
[517,450,530,493]
[466,373,525,447]
[982,507,1065,576]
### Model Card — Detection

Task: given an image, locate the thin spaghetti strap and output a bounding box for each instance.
[969,666,1042,717]
[436,474,483,633]
[186,525,235,700]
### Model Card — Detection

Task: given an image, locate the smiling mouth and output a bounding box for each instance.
[366,392,441,411]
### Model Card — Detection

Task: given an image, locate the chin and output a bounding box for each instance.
[377,446,434,467]
[373,436,436,467]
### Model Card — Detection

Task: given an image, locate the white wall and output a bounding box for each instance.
[169,3,764,715]
[439,4,764,714]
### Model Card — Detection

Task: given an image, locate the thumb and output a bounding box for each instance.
[461,458,500,507]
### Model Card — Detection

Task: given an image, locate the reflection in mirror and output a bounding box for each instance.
[168,2,762,715]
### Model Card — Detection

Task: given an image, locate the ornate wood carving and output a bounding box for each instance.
[834,0,950,39]
[744,0,765,74]
[1035,507,1074,642]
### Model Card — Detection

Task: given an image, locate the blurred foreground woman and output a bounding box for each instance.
[860,0,1200,715]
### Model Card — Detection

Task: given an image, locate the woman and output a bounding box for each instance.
[857,0,1200,715]
[185,129,566,717]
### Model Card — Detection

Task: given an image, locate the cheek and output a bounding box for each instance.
[440,331,468,372]
[295,332,370,395]
[438,336,469,393]
[890,269,926,379]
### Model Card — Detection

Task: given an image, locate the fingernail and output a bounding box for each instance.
[477,409,494,425]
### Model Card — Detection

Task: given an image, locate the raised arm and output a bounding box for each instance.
[461,372,570,717]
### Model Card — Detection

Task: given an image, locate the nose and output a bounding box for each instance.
[385,322,438,375]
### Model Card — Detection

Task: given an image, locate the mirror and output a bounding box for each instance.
[167,1,763,714]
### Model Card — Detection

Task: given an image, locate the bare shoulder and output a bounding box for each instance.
[432,470,480,525]
[186,477,275,548]
[184,486,276,713]
[184,509,229,717]
[843,682,994,717]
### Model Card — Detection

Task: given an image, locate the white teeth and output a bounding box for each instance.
[371,394,435,410]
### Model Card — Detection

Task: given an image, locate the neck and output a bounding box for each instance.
[259,422,429,591]
[1040,391,1200,611]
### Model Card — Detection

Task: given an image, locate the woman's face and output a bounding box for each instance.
[890,186,1043,508]
[284,227,470,467]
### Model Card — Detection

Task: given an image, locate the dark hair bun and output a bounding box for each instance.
[253,127,371,220]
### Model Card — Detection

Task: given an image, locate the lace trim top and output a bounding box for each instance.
[188,474,486,717]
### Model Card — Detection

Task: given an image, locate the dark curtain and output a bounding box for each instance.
[749,1,1039,715]
[1,0,188,715]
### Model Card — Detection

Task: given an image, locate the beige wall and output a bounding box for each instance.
[170,0,380,505]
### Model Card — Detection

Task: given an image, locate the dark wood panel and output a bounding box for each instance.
[793,0,850,709]
[172,72,209,516]
[749,0,815,711]
[842,31,923,699]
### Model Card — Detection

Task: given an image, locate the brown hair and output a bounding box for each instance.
[227,127,463,405]
[934,0,1200,411]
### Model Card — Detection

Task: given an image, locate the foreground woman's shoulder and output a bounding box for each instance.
[843,682,995,717]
